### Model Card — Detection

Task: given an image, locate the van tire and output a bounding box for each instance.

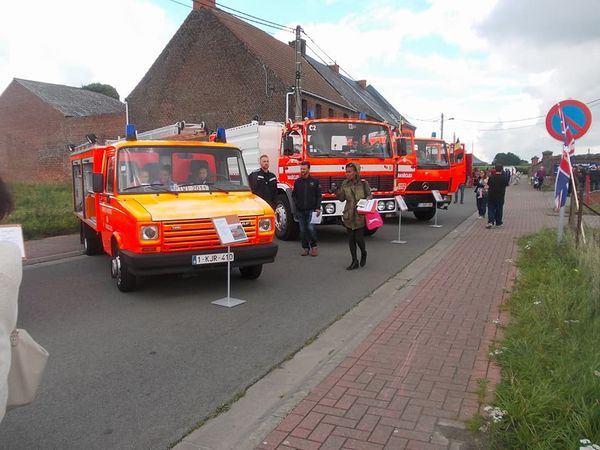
[413,208,436,221]
[239,264,263,280]
[81,222,102,255]
[111,245,136,292]
[275,194,299,240]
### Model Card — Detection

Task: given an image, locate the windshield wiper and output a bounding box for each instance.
[122,183,170,192]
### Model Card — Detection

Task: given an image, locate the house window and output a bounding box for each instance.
[302,99,308,119]
[328,108,334,118]
[315,103,322,119]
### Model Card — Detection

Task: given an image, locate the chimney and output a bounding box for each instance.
[328,64,339,74]
[357,80,367,89]
[193,0,215,10]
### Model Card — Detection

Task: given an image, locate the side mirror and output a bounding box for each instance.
[397,139,407,156]
[92,173,104,193]
[283,136,294,156]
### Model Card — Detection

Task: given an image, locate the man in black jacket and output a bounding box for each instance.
[248,155,277,208]
[486,164,510,228]
[292,161,322,256]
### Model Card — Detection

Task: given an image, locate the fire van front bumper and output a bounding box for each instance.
[119,243,278,276]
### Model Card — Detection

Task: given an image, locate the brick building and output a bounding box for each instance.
[128,0,410,132]
[0,78,125,182]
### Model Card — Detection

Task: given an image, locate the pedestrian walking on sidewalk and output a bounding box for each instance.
[486,164,510,228]
[475,169,488,218]
[335,162,371,270]
[292,161,322,256]
[0,176,21,423]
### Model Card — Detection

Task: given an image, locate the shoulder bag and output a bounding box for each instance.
[7,329,49,408]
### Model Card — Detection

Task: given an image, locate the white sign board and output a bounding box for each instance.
[212,216,248,245]
[432,190,444,203]
[0,224,26,258]
[395,195,408,212]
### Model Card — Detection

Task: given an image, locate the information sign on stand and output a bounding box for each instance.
[392,195,408,244]
[430,190,443,228]
[211,215,248,308]
[0,224,26,258]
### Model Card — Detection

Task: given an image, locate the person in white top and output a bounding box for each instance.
[0,175,20,423]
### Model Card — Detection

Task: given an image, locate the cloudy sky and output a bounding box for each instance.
[1,0,599,163]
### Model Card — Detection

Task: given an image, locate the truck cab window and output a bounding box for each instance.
[106,157,115,193]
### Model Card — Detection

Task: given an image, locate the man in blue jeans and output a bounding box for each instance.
[486,164,509,228]
[292,161,322,256]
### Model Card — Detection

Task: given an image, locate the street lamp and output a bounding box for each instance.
[440,113,454,141]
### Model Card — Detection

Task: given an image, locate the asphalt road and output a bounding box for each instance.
[0,200,476,450]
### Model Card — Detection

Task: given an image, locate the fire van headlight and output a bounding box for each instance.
[258,218,272,232]
[377,201,386,211]
[140,225,159,241]
[386,200,396,210]
[324,203,336,214]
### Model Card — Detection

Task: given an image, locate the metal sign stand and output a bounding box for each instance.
[430,190,443,228]
[212,245,246,308]
[392,195,408,244]
[211,215,248,308]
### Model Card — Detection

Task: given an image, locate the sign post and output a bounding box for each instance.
[392,195,408,244]
[545,100,592,243]
[211,215,248,308]
[430,190,443,228]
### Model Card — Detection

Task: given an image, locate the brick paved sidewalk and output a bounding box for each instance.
[258,184,557,450]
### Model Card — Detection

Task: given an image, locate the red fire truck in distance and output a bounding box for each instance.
[394,132,463,220]
[227,118,398,240]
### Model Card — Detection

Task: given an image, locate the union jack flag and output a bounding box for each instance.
[554,106,575,209]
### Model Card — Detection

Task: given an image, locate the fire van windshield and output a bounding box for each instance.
[306,122,392,158]
[117,146,250,194]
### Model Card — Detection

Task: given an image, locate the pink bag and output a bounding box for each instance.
[364,211,383,230]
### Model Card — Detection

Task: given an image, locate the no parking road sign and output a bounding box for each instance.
[545,99,592,141]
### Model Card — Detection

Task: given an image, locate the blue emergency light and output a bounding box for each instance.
[431,131,437,138]
[215,127,227,143]
[307,110,315,119]
[126,124,137,141]
[358,112,367,120]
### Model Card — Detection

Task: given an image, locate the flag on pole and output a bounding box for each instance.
[554,106,575,209]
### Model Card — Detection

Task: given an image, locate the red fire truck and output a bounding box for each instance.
[393,132,465,220]
[228,118,398,239]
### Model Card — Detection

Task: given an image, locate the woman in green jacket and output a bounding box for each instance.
[336,162,372,270]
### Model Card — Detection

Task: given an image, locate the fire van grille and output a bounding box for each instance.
[162,216,256,252]
[314,175,394,192]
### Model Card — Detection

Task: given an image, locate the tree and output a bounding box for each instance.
[492,152,522,166]
[81,83,119,100]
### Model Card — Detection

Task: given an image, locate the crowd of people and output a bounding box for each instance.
[472,165,511,228]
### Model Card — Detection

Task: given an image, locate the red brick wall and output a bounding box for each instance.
[0,82,125,183]
[127,9,354,132]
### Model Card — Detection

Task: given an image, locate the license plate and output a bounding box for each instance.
[417,202,433,207]
[192,252,234,265]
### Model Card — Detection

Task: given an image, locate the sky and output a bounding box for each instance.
[1,0,599,163]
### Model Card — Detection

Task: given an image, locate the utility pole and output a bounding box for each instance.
[294,25,302,121]
[440,112,444,140]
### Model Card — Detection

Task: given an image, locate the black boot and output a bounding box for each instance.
[360,251,367,267]
[346,260,359,270]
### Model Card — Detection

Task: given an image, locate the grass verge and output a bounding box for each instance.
[483,228,600,449]
[2,182,78,240]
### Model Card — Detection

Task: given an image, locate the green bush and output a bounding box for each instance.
[2,182,78,240]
